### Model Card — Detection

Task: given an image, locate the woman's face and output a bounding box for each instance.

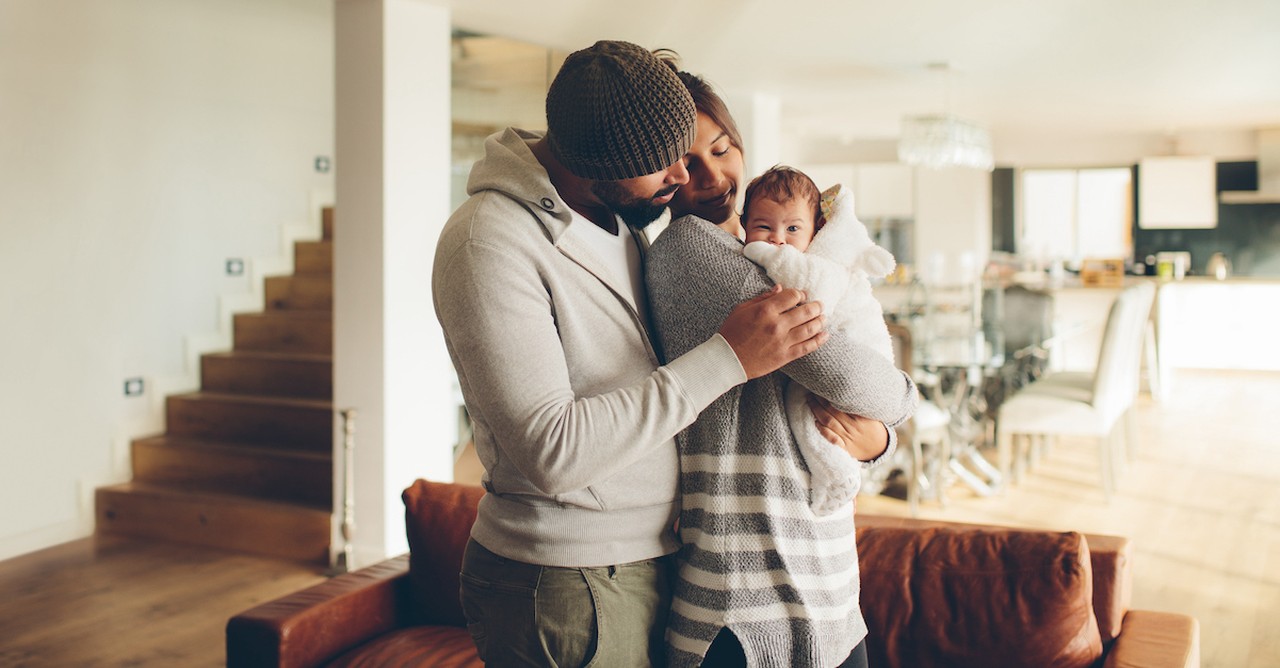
[671,111,744,225]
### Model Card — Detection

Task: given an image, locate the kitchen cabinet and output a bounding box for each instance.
[1138,156,1217,229]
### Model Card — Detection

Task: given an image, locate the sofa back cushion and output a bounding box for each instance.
[402,479,485,627]
[857,526,1103,668]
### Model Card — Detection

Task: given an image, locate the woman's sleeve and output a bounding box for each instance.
[650,219,915,426]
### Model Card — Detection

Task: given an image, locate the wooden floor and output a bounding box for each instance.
[1,369,1274,667]
[857,368,1280,668]
[0,535,325,667]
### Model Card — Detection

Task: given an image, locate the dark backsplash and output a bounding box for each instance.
[1132,161,1280,277]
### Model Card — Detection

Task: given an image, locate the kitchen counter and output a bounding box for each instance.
[1151,278,1280,373]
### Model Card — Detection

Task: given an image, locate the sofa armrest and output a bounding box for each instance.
[226,555,413,668]
[1104,610,1200,668]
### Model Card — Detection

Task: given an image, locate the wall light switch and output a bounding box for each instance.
[225,258,245,276]
[123,377,145,397]
[315,156,331,173]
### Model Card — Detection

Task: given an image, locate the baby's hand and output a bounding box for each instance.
[743,240,782,266]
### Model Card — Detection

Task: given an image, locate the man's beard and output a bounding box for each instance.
[590,181,679,230]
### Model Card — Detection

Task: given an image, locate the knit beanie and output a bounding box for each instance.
[546,40,696,181]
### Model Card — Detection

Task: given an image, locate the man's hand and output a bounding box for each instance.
[719,286,828,379]
[807,394,890,462]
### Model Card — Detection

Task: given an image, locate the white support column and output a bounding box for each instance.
[334,0,455,567]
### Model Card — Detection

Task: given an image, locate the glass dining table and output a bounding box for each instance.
[911,328,1007,497]
[889,279,1072,502]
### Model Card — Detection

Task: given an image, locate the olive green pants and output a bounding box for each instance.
[459,539,675,667]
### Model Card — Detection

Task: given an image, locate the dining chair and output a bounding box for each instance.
[980,284,1055,442]
[871,321,951,516]
[984,284,1055,387]
[995,282,1156,500]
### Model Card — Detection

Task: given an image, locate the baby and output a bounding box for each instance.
[741,165,898,514]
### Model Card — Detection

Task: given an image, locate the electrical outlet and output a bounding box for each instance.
[225,258,245,276]
[123,377,144,397]
[314,156,331,173]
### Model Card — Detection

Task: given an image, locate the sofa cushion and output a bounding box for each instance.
[402,479,485,627]
[857,526,1103,668]
[326,625,483,668]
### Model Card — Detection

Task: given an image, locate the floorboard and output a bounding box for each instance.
[0,535,325,667]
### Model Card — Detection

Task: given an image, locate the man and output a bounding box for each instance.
[432,40,831,667]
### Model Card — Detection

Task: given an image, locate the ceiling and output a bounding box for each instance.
[443,0,1280,159]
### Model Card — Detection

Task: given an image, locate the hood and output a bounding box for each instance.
[1220,128,1280,204]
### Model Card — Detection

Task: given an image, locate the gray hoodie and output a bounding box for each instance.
[432,128,746,567]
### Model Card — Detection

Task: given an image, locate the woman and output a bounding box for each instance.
[648,53,918,668]
[660,52,747,240]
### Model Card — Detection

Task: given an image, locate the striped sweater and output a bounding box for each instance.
[645,217,917,667]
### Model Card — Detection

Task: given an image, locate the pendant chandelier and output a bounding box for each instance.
[898,114,994,171]
[897,63,994,171]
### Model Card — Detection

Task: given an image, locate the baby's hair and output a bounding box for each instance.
[742,165,823,226]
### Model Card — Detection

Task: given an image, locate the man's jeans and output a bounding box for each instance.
[459,538,675,667]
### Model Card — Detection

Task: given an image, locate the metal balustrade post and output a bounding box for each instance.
[328,408,357,576]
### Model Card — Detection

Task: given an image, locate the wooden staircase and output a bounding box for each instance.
[96,209,336,563]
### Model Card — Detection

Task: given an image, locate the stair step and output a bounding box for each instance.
[233,311,331,355]
[294,240,331,276]
[96,482,330,563]
[201,351,331,399]
[166,392,332,451]
[264,275,332,312]
[322,206,334,241]
[131,435,331,508]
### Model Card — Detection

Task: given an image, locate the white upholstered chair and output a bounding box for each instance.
[880,322,952,516]
[995,282,1156,500]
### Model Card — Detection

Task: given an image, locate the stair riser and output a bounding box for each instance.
[264,275,332,312]
[95,487,330,563]
[201,355,332,399]
[131,440,331,508]
[166,397,331,451]
[233,314,332,355]
[294,241,331,275]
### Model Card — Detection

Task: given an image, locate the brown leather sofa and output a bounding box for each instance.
[227,480,1200,667]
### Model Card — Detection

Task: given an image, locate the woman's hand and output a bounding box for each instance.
[807,393,889,462]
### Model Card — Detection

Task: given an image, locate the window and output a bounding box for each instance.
[1020,167,1132,265]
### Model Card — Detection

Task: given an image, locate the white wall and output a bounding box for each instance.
[0,0,334,560]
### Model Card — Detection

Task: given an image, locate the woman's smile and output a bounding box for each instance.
[700,189,733,208]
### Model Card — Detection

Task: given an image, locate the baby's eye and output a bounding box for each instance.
[787,225,801,233]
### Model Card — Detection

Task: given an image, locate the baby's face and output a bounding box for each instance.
[743,197,817,252]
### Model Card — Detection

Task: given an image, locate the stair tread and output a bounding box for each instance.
[173,391,333,410]
[238,310,332,320]
[99,481,330,514]
[133,434,332,462]
[202,350,331,363]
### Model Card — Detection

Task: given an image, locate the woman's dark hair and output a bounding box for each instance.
[652,49,744,156]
